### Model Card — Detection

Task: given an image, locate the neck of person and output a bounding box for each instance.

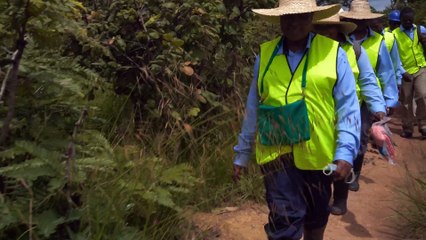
[352,28,368,40]
[285,35,309,52]
[337,33,346,43]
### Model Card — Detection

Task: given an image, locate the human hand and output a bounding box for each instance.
[232,164,246,182]
[332,160,352,182]
[402,72,414,82]
[373,111,386,121]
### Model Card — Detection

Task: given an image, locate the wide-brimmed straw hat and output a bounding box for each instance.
[339,0,384,20]
[252,0,341,24]
[314,13,357,35]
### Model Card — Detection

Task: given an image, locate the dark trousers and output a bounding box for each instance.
[261,154,332,240]
[332,180,348,204]
[353,102,372,173]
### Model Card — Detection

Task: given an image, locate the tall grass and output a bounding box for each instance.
[78,88,265,239]
[395,164,426,240]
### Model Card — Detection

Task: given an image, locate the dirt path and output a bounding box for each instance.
[194,112,426,240]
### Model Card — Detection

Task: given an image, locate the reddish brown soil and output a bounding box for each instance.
[193,109,426,240]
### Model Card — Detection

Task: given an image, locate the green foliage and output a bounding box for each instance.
[78,0,277,131]
[395,165,426,239]
[409,1,426,25]
[1,0,272,239]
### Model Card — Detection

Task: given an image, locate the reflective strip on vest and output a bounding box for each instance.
[383,32,395,53]
[393,27,426,74]
[256,35,338,170]
[342,42,362,104]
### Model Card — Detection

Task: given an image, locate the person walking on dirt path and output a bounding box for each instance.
[385,10,401,33]
[313,13,386,216]
[340,0,399,192]
[370,16,407,87]
[232,1,361,239]
[393,7,426,139]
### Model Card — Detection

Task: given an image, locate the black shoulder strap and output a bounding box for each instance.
[417,25,423,45]
[352,41,361,60]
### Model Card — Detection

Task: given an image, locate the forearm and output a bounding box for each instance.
[357,49,386,114]
[377,44,399,107]
[333,48,361,165]
[233,57,260,167]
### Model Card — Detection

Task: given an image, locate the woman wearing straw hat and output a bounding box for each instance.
[232,1,361,239]
[340,0,398,192]
[313,13,386,216]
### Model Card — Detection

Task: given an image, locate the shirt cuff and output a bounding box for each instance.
[334,151,354,166]
[369,105,387,115]
[385,99,399,108]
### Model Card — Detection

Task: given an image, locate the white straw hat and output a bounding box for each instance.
[314,13,357,35]
[252,0,341,24]
[339,0,384,20]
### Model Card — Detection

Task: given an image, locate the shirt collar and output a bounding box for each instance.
[349,28,376,42]
[342,36,354,46]
[401,24,416,32]
[279,32,315,55]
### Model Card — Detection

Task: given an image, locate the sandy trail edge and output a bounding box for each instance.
[193,117,426,240]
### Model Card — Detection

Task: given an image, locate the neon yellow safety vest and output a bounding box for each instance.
[256,35,338,170]
[361,32,383,72]
[384,27,391,33]
[383,31,395,53]
[393,26,426,74]
[341,42,362,103]
[360,32,383,88]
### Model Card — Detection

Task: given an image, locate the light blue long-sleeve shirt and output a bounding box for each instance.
[390,40,404,85]
[392,39,406,86]
[233,33,361,168]
[351,43,387,114]
[350,28,399,108]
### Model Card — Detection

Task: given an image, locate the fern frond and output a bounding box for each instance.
[0,158,57,182]
[14,141,63,161]
[75,157,115,171]
[0,148,26,161]
[160,163,197,187]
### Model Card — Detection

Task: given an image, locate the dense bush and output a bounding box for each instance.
[0,0,275,239]
[76,0,278,131]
